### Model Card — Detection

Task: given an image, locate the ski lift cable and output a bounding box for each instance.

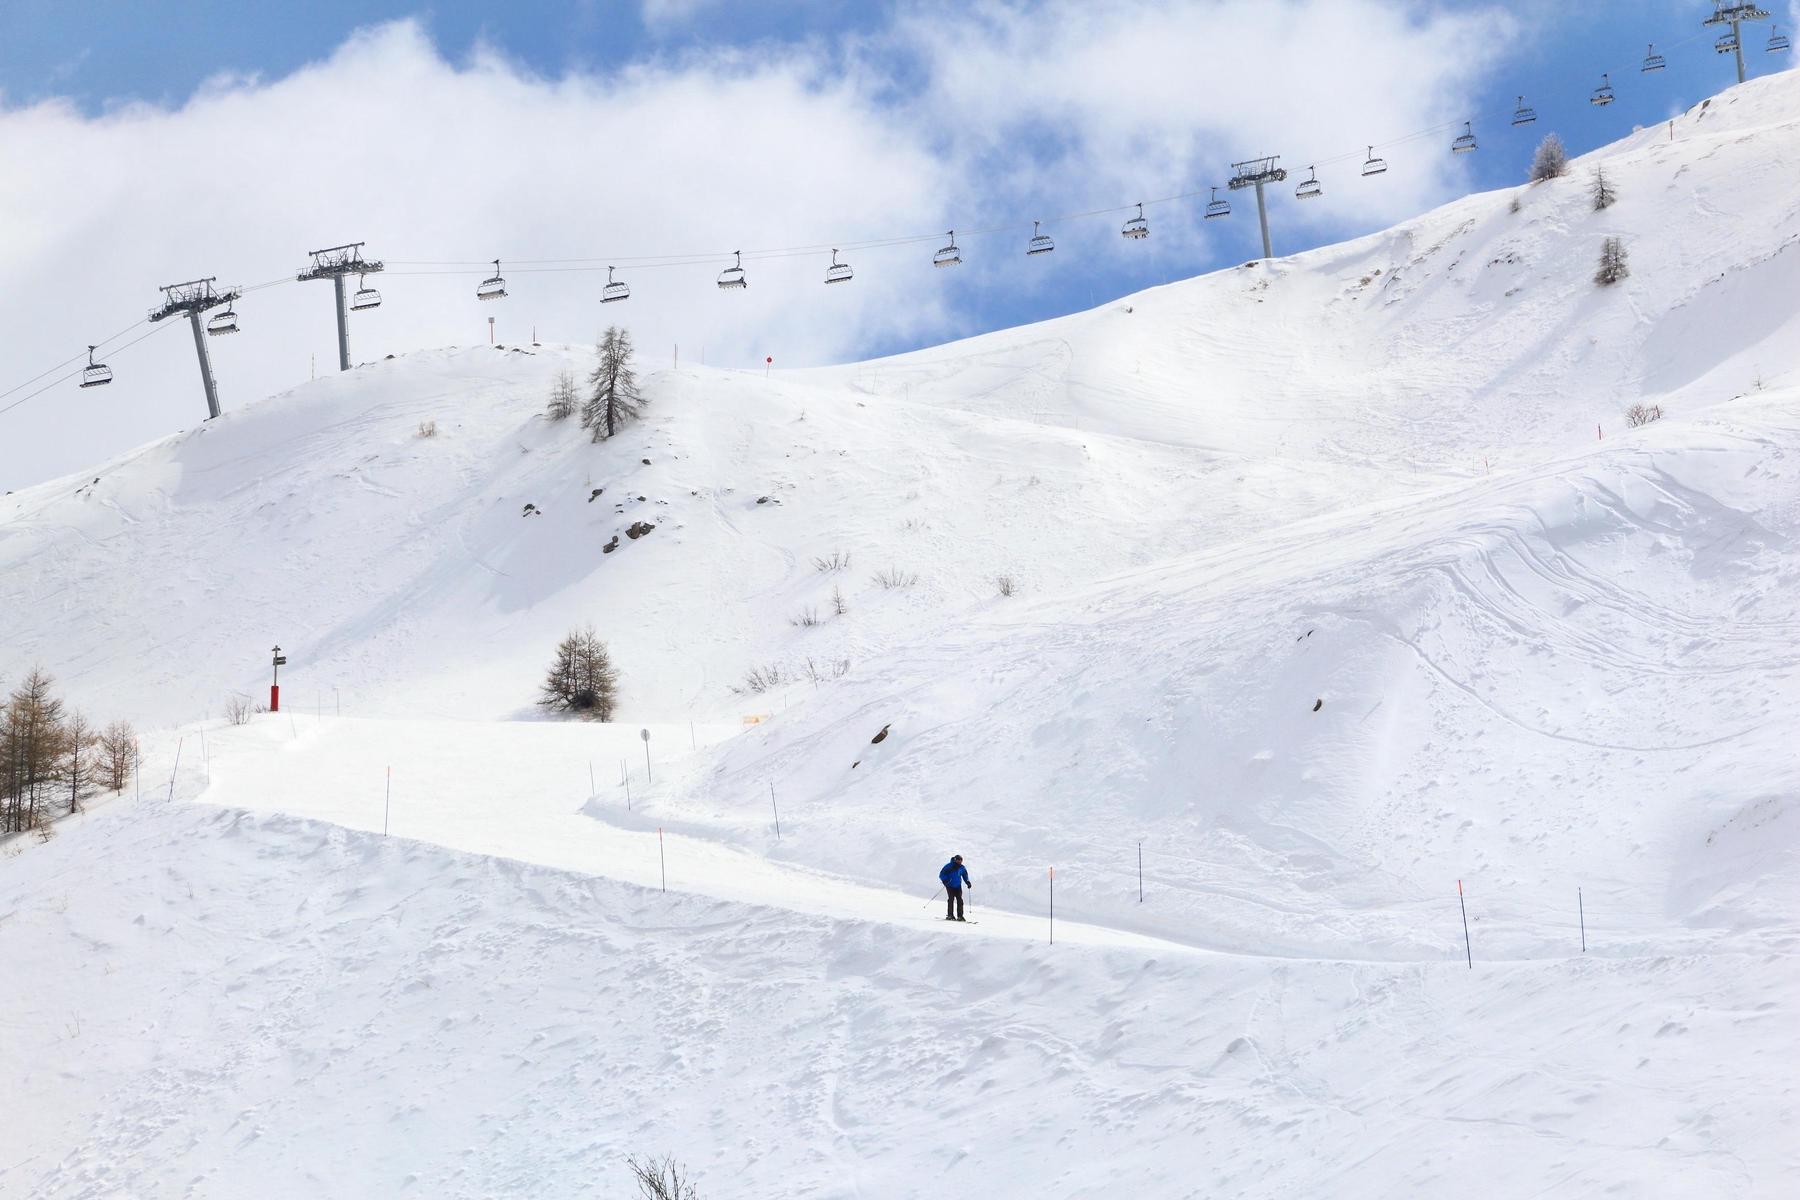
[0,319,186,420]
[0,15,1732,409]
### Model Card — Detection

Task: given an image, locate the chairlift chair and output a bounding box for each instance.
[79,345,112,389]
[1204,187,1230,219]
[1295,166,1322,200]
[1511,96,1536,126]
[601,266,630,303]
[205,305,240,336]
[1027,221,1055,255]
[1642,43,1666,71]
[1451,122,1478,154]
[1361,146,1388,177]
[1121,202,1149,240]
[717,250,748,290]
[350,275,382,311]
[1770,26,1791,52]
[933,230,961,268]
[1715,31,1739,54]
[477,260,508,301]
[1591,73,1615,106]
[825,249,853,284]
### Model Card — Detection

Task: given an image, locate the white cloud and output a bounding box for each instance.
[0,5,1514,489]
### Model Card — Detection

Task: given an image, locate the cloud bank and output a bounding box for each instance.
[0,3,1513,488]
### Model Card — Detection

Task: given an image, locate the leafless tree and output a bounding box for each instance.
[546,370,579,421]
[1528,132,1569,182]
[1595,236,1630,286]
[583,327,645,441]
[98,721,137,793]
[539,626,620,719]
[1591,165,1617,211]
[1,668,67,833]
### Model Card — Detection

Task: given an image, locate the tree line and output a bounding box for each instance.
[2,668,135,835]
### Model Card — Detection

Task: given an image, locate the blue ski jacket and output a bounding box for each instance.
[939,860,970,890]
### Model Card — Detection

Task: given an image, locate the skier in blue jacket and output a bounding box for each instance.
[939,855,971,921]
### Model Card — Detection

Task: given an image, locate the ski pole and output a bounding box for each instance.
[923,886,943,909]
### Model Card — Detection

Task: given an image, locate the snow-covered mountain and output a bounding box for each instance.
[3,73,1798,1199]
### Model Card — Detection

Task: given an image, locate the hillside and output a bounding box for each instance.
[3,72,1799,1199]
[3,77,1797,725]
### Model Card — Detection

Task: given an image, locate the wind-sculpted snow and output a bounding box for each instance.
[667,398,1800,962]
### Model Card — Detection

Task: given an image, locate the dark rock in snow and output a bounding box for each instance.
[588,488,604,503]
[642,458,651,465]
[870,724,891,745]
[603,536,619,554]
[626,521,654,540]
[1312,698,1323,712]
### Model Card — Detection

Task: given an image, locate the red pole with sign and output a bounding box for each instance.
[270,645,286,713]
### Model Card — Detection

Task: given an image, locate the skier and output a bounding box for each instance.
[939,854,971,921]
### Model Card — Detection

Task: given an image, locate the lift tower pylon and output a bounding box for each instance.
[1705,2,1771,84]
[148,277,241,420]
[297,242,384,371]
[1227,156,1288,260]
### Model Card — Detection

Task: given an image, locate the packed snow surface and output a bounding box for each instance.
[3,74,1799,1197]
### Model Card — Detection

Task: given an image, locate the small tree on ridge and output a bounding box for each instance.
[1528,132,1569,182]
[583,327,644,442]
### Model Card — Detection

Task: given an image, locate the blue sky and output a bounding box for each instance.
[0,1,1793,487]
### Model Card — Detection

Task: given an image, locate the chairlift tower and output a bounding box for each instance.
[1227,156,1288,260]
[1705,2,1771,83]
[149,277,241,419]
[297,242,384,371]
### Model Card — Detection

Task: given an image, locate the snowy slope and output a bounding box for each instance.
[3,77,1798,726]
[5,799,1794,1199]
[3,72,1800,1200]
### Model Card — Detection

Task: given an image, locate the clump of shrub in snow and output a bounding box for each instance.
[1626,403,1663,427]
[872,567,919,590]
[733,664,789,695]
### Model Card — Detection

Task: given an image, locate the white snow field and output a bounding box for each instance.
[3,74,1800,1197]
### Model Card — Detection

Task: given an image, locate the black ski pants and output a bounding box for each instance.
[945,886,964,920]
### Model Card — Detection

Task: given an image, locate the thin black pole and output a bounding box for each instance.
[1579,887,1586,953]
[1458,879,1472,969]
[769,782,781,840]
[166,737,183,803]
[658,827,666,892]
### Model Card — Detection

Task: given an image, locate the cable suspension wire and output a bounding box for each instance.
[0,13,1751,412]
[0,319,187,419]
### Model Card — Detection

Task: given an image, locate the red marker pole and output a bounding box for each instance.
[1458,879,1472,969]
[765,355,772,379]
